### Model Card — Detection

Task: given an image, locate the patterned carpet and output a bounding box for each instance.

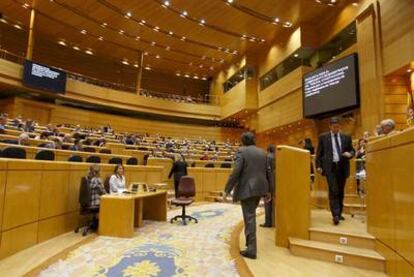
[40,203,244,277]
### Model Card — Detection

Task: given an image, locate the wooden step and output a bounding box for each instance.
[209,191,223,197]
[309,227,376,250]
[343,203,366,214]
[289,237,385,272]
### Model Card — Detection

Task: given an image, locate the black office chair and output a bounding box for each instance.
[99,149,111,154]
[1,147,26,159]
[220,162,232,168]
[74,177,99,236]
[83,147,96,153]
[103,175,111,193]
[126,157,138,165]
[205,163,215,168]
[35,149,55,161]
[170,176,198,225]
[108,157,123,164]
[68,155,83,162]
[86,155,101,163]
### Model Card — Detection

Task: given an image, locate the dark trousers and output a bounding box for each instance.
[241,196,261,255]
[264,198,274,227]
[325,164,347,218]
[174,178,180,198]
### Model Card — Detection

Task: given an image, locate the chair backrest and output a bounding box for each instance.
[83,147,96,153]
[177,176,196,198]
[2,139,18,145]
[137,147,148,151]
[86,155,101,163]
[220,162,232,168]
[126,157,138,165]
[78,176,91,208]
[68,155,83,162]
[35,149,55,161]
[109,157,123,164]
[61,144,70,150]
[1,147,26,159]
[100,149,111,154]
[191,162,196,167]
[205,163,215,168]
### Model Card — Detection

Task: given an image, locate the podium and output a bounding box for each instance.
[275,145,311,247]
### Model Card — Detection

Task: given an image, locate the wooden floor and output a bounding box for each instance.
[239,212,387,277]
[0,232,92,276]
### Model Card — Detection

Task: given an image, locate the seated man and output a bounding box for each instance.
[18,133,30,146]
[380,119,397,135]
[0,114,7,134]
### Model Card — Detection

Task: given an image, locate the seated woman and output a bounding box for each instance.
[87,164,106,208]
[109,164,126,193]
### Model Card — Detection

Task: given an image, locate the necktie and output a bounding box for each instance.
[334,133,342,159]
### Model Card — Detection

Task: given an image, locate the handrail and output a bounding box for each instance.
[0,48,219,104]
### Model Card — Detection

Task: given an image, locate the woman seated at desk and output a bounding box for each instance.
[109,164,126,193]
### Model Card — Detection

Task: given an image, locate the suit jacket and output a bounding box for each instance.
[315,132,355,178]
[224,145,270,202]
[168,161,188,182]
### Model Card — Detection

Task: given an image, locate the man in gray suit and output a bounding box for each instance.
[224,132,271,259]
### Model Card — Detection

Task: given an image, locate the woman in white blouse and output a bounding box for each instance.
[109,164,126,193]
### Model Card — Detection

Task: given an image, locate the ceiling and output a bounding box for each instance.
[0,0,345,78]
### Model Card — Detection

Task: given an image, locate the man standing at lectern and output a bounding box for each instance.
[223,132,271,259]
[316,117,355,225]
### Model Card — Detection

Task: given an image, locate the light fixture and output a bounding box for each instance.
[294,53,299,58]
[209,66,214,70]
[163,1,170,7]
[58,41,67,46]
[184,74,190,78]
[199,64,204,68]
[85,49,93,55]
[133,64,139,68]
[125,12,132,18]
[407,68,413,73]
[283,21,292,28]
[73,46,80,51]
[201,56,206,60]
[98,36,104,41]
[153,26,160,31]
[0,18,8,24]
[119,30,124,35]
[101,22,107,27]
[13,24,22,30]
[202,77,207,80]
[80,29,87,35]
[200,19,206,25]
[135,36,140,40]
[168,31,174,35]
[227,0,234,3]
[122,60,129,65]
[139,19,146,26]
[193,76,199,79]
[144,66,152,70]
[156,55,160,59]
[144,52,149,55]
[22,3,30,9]
[165,46,171,51]
[181,36,186,41]
[352,2,359,6]
[181,11,188,17]
[151,41,156,46]
[176,72,181,76]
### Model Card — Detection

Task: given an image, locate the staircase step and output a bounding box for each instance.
[209,191,223,197]
[289,237,385,272]
[309,227,375,250]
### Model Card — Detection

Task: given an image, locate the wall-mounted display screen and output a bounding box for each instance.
[22,60,67,93]
[303,53,360,118]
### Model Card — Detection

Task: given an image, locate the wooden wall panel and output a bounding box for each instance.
[221,80,247,118]
[383,76,410,129]
[0,161,6,232]
[0,223,38,259]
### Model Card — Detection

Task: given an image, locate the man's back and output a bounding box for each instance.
[225,145,269,201]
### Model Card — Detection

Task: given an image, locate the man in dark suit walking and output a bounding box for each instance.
[224,132,271,259]
[316,117,355,225]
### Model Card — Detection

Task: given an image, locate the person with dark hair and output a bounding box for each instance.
[316,117,355,225]
[299,138,315,183]
[224,132,271,259]
[168,154,188,198]
[109,164,126,193]
[260,144,275,228]
[70,139,83,151]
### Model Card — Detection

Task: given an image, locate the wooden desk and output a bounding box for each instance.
[99,191,167,238]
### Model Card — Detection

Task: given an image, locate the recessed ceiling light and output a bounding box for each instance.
[200,19,206,24]
[125,12,132,18]
[184,74,190,78]
[294,53,299,58]
[73,46,80,51]
[58,41,66,46]
[202,77,207,80]
[199,64,204,68]
[283,21,292,28]
[85,49,93,55]
[144,52,148,55]
[176,72,181,76]
[232,50,238,55]
[0,18,8,24]
[193,76,199,79]
[201,56,206,60]
[22,3,30,9]
[352,2,359,6]
[133,64,139,68]
[144,66,151,70]
[331,0,336,3]
[122,60,129,65]
[135,36,140,40]
[119,30,124,35]
[407,68,413,73]
[14,24,22,30]
[153,26,160,32]
[181,36,186,41]
[101,22,107,27]
[168,31,174,35]
[227,0,234,3]
[165,46,171,51]
[163,1,170,6]
[155,55,160,59]
[98,36,104,41]
[151,41,156,46]
[80,29,87,34]
[181,11,188,17]
[209,66,214,70]
[139,19,146,26]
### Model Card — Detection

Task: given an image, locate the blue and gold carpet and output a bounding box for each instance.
[40,203,244,277]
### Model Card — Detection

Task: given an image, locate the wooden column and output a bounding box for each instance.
[26,0,37,60]
[275,145,310,248]
[356,5,384,134]
[136,51,144,93]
